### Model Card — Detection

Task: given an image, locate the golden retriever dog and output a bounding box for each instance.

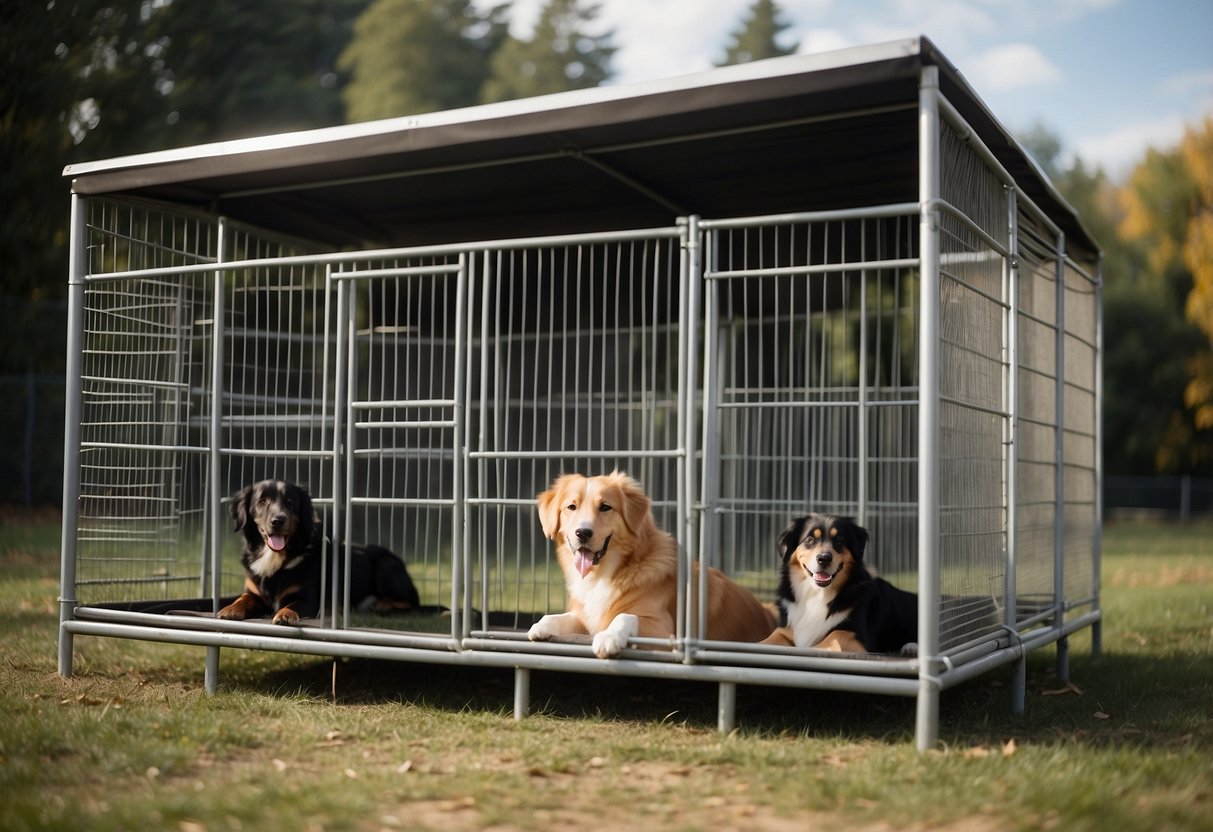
[527,471,776,658]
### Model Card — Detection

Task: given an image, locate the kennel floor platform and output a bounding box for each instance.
[62,600,1098,733]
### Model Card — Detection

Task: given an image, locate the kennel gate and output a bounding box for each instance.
[58,49,1102,750]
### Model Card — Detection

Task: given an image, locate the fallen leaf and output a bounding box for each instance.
[272,759,288,773]
[1042,682,1084,696]
[1002,739,1017,757]
[1094,711,1112,720]
[963,746,991,759]
[396,760,413,774]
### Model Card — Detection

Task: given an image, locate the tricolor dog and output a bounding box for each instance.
[762,513,918,654]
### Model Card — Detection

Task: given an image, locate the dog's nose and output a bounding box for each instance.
[816,552,832,567]
[574,526,593,544]
[270,514,287,530]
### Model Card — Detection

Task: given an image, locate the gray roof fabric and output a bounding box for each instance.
[63,36,1098,260]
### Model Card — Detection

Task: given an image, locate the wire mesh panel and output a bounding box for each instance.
[466,232,686,633]
[701,209,921,606]
[74,201,216,606]
[1015,207,1061,625]
[218,229,334,599]
[337,253,467,624]
[1062,259,1099,614]
[936,122,1011,650]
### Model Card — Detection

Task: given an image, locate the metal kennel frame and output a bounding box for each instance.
[58,41,1101,750]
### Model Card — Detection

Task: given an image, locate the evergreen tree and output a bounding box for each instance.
[716,0,798,67]
[481,0,615,104]
[339,0,510,121]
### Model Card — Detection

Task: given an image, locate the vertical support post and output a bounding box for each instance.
[513,667,530,721]
[915,66,943,753]
[204,218,229,695]
[58,192,87,678]
[678,216,701,652]
[1054,235,1068,684]
[331,272,349,627]
[342,279,359,629]
[1091,257,1104,657]
[688,216,713,649]
[452,254,468,643]
[717,681,737,735]
[1005,187,1023,716]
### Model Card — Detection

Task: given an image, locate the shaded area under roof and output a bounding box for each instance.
[64,36,1099,261]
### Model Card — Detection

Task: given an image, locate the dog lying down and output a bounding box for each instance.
[527,471,776,658]
[216,480,419,625]
[761,513,918,655]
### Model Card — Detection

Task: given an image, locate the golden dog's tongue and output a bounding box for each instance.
[574,549,595,578]
[268,534,287,552]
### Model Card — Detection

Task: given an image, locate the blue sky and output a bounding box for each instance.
[488,0,1213,180]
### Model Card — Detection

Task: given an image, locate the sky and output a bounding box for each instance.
[484,0,1213,181]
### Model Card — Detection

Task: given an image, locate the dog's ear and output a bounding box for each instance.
[776,516,809,563]
[291,483,317,542]
[610,471,652,536]
[229,485,252,533]
[536,475,576,540]
[840,517,870,561]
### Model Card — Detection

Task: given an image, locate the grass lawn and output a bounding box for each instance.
[1,510,1210,831]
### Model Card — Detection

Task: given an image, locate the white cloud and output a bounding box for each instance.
[964,43,1063,93]
[1159,68,1213,98]
[1073,114,1189,179]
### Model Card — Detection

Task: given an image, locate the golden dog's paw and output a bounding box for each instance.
[591,630,626,659]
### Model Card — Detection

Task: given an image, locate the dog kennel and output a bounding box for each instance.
[57,37,1101,750]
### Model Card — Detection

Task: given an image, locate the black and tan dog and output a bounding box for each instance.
[216,479,420,625]
[762,513,918,654]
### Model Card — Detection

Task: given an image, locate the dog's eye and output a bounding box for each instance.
[599,503,613,513]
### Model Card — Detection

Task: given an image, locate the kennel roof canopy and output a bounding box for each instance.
[64,36,1098,259]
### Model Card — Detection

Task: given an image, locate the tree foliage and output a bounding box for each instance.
[338,0,509,120]
[716,0,798,66]
[481,0,615,104]
[1113,118,1213,472]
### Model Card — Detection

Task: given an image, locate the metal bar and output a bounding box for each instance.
[1054,233,1069,682]
[57,193,88,678]
[452,253,468,644]
[915,65,943,753]
[204,217,229,693]
[60,618,923,696]
[705,258,919,280]
[1092,258,1105,656]
[700,202,920,229]
[83,227,683,282]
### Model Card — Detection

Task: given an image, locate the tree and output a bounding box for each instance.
[716,0,798,67]
[1116,119,1213,473]
[144,0,366,146]
[338,0,510,121]
[1177,118,1213,431]
[480,0,615,104]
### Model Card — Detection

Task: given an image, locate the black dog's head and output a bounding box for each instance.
[230,480,316,554]
[777,513,869,592]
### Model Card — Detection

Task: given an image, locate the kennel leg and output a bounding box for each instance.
[513,667,530,721]
[1010,654,1026,717]
[717,682,737,734]
[57,625,74,678]
[914,678,940,752]
[205,646,220,694]
[1056,635,1070,685]
[1091,618,1102,657]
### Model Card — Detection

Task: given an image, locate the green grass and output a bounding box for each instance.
[1,510,1210,831]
